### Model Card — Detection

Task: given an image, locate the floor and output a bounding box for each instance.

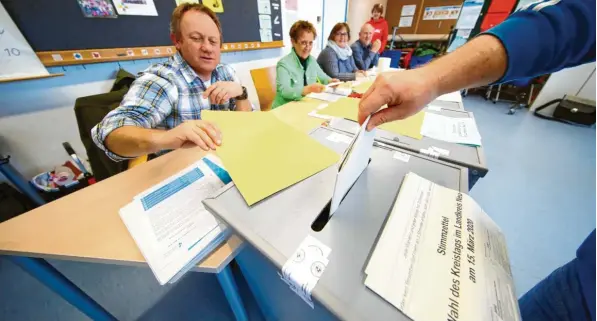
[0,96,595,321]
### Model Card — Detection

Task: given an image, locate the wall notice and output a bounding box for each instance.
[0,3,49,80]
[423,5,461,20]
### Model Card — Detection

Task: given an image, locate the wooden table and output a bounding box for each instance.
[0,100,326,321]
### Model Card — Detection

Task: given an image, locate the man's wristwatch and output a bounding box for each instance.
[235,86,248,100]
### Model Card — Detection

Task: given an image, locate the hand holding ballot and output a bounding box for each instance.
[154,120,222,151]
[358,70,438,131]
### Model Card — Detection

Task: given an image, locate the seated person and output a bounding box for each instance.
[271,20,338,109]
[317,23,365,81]
[91,3,252,160]
[351,23,380,70]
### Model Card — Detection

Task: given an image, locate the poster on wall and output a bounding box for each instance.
[401,4,416,16]
[455,1,483,29]
[77,0,117,18]
[399,16,413,28]
[0,2,49,80]
[112,0,158,16]
[423,5,461,20]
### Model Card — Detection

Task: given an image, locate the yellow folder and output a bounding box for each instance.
[352,80,374,94]
[202,111,340,206]
[318,97,425,140]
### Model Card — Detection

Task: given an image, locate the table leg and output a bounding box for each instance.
[216,264,248,321]
[0,155,45,206]
[7,256,117,321]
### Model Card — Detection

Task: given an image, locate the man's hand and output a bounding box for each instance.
[356,70,367,78]
[302,83,326,95]
[358,69,438,131]
[330,78,340,83]
[371,39,381,53]
[204,81,243,104]
[153,120,222,151]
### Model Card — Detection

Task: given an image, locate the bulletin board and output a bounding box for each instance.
[1,0,284,66]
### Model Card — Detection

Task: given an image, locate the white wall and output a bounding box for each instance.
[530,62,596,111]
[323,0,349,43]
[346,0,387,41]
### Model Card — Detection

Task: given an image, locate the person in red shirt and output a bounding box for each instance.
[368,3,388,54]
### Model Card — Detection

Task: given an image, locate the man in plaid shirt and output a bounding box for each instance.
[92,3,252,161]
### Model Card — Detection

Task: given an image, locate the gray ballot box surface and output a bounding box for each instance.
[329,107,487,188]
[429,99,463,110]
[203,127,469,321]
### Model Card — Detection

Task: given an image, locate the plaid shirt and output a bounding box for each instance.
[92,52,249,161]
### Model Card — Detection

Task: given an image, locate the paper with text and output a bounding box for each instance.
[330,116,375,215]
[365,172,520,321]
[119,155,230,285]
[421,113,482,146]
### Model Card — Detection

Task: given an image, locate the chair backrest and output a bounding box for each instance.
[250,66,277,111]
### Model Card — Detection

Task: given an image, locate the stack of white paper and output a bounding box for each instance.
[420,113,482,146]
[119,155,232,285]
[307,82,352,102]
[365,172,521,321]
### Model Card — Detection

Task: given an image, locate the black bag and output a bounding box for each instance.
[534,95,596,126]
[0,183,36,223]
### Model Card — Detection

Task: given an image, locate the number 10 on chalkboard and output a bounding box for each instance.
[3,48,21,56]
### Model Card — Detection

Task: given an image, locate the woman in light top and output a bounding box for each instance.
[317,23,365,81]
[271,20,338,109]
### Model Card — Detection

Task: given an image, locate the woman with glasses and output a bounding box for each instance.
[317,23,365,82]
[271,20,338,109]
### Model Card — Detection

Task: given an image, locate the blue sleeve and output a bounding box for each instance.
[351,43,366,70]
[576,230,595,321]
[484,0,595,82]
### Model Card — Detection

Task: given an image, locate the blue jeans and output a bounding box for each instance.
[518,258,592,321]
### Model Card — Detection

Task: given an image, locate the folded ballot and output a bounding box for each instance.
[119,155,231,285]
[365,172,520,321]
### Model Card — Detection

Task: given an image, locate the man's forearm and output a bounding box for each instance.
[235,99,253,111]
[105,126,164,158]
[420,35,508,96]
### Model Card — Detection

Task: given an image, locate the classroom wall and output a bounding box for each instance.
[346,0,387,40]
[530,62,596,112]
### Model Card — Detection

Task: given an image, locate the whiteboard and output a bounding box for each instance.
[0,2,48,80]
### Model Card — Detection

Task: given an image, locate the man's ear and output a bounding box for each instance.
[170,33,180,50]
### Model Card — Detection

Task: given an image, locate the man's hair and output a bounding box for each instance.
[289,20,317,41]
[170,3,223,44]
[371,3,384,14]
[328,22,351,41]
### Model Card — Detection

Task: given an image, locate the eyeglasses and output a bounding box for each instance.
[297,40,314,47]
[335,32,348,37]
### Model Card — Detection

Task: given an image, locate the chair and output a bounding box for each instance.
[250,66,277,111]
[74,69,147,181]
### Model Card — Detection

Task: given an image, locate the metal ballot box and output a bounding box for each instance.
[203,127,468,321]
[328,107,487,188]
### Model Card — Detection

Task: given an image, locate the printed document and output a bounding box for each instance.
[120,155,231,285]
[420,113,482,146]
[365,172,521,321]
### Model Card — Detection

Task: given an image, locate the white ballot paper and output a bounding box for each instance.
[437,91,463,103]
[307,82,352,102]
[120,155,231,285]
[330,116,376,215]
[365,172,521,321]
[420,113,482,146]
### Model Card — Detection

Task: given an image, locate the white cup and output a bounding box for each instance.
[378,57,391,73]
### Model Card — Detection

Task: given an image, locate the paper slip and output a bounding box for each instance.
[327,132,353,144]
[330,116,376,215]
[420,113,482,146]
[393,151,411,162]
[427,105,443,112]
[364,172,521,321]
[280,235,332,308]
[120,155,231,285]
[436,91,463,103]
[307,92,343,102]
